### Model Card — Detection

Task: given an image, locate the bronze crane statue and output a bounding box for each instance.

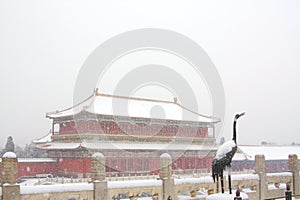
[212,112,245,194]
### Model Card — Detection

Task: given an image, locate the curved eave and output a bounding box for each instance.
[47,110,219,127]
[32,132,52,144]
[51,133,216,144]
[36,143,82,150]
[36,142,218,151]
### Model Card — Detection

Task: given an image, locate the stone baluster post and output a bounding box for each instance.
[159,153,175,200]
[288,154,300,198]
[254,154,267,200]
[91,153,108,200]
[1,152,20,200]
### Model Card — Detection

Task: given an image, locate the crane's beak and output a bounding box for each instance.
[235,112,245,120]
[239,112,245,117]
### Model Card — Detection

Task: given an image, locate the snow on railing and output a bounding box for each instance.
[20,183,93,194]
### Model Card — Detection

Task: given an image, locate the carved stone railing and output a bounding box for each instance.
[0,153,299,200]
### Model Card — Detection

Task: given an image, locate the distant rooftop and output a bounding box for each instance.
[234,145,300,161]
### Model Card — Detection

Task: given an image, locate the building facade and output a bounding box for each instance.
[36,91,219,177]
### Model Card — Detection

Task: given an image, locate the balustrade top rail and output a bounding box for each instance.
[1,153,299,200]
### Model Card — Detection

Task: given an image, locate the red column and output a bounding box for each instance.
[52,122,54,135]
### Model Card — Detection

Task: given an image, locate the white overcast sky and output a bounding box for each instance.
[0,0,299,146]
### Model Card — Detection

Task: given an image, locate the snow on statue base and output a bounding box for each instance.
[207,191,249,200]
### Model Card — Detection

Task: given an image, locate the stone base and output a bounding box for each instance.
[2,184,20,200]
[94,181,108,200]
[162,178,175,200]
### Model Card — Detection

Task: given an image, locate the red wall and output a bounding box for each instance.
[57,158,91,177]
[18,162,58,177]
[58,120,209,139]
[1,156,214,178]
[0,161,58,178]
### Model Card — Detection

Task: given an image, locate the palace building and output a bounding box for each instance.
[35,89,219,177]
[2,90,299,178]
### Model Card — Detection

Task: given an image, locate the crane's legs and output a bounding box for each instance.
[215,175,219,193]
[220,174,224,193]
[228,175,232,194]
[227,166,232,194]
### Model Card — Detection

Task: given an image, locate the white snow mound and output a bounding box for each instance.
[160,153,171,158]
[2,152,17,158]
[92,152,104,158]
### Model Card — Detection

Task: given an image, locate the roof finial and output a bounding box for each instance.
[94,88,99,95]
[173,97,178,104]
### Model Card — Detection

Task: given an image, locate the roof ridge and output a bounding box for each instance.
[96,92,174,104]
[46,88,220,122]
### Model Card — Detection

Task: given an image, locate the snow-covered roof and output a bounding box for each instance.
[0,158,56,163]
[37,143,81,150]
[18,158,56,163]
[233,145,300,161]
[46,92,219,123]
[37,141,217,151]
[32,132,52,144]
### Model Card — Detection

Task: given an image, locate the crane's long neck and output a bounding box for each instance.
[233,120,237,144]
[232,112,245,144]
